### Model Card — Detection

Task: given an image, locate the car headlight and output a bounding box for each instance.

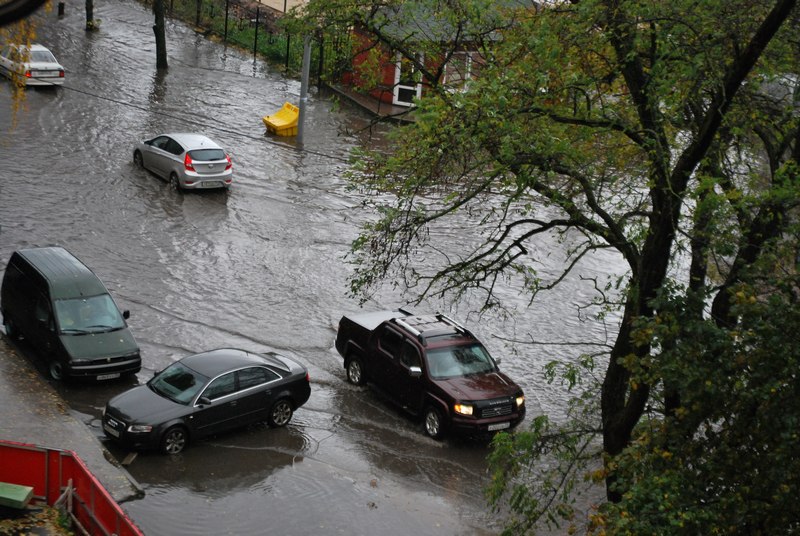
[454,403,473,416]
[516,395,525,407]
[127,424,153,433]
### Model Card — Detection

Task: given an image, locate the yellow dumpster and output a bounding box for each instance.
[263,102,299,137]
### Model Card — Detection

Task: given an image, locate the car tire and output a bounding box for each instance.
[346,356,366,386]
[169,174,182,191]
[49,361,64,381]
[3,318,18,340]
[133,150,143,168]
[267,399,293,428]
[424,406,446,440]
[161,426,188,455]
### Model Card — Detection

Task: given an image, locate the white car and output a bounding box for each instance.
[133,133,233,190]
[0,43,65,87]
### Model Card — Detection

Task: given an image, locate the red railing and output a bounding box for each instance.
[0,439,143,536]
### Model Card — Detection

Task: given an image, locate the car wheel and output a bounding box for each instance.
[49,361,64,381]
[161,426,188,455]
[424,406,446,440]
[267,399,293,428]
[346,357,366,386]
[133,150,143,168]
[3,318,18,340]
[169,174,182,191]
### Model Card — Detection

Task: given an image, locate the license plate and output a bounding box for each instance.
[97,372,120,380]
[35,71,57,77]
[104,424,120,437]
[488,422,510,431]
[201,181,223,188]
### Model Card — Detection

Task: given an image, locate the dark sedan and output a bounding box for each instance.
[102,348,311,454]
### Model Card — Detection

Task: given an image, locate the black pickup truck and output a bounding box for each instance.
[335,308,525,439]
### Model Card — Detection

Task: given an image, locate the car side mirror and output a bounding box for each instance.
[122,310,130,319]
[408,365,422,378]
[494,357,502,366]
[197,396,212,406]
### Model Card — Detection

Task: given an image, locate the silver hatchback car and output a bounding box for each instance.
[133,133,233,190]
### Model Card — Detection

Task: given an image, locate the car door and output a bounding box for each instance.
[143,136,170,177]
[163,137,185,178]
[374,326,403,390]
[191,371,239,437]
[0,46,12,77]
[387,339,425,412]
[30,292,59,357]
[235,366,280,425]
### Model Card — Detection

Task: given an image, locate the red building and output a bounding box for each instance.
[339,2,509,109]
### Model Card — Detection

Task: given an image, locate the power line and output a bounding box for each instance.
[22,76,353,163]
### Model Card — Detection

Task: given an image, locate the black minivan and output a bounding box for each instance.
[1,247,141,381]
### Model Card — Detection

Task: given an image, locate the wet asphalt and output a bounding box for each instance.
[0,333,143,503]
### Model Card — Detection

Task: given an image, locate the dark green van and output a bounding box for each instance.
[1,247,141,381]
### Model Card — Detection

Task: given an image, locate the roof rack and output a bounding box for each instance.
[393,318,426,345]
[437,314,474,337]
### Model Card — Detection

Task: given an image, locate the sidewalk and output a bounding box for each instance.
[255,0,305,14]
[0,334,142,504]
[326,84,416,124]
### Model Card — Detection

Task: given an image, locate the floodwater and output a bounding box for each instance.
[0,1,623,534]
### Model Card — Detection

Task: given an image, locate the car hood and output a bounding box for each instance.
[435,371,521,401]
[107,384,186,425]
[60,329,139,360]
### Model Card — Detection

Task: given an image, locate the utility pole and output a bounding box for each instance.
[297,35,311,145]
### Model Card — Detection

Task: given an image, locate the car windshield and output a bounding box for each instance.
[55,294,125,334]
[188,148,225,162]
[426,343,497,379]
[149,362,208,405]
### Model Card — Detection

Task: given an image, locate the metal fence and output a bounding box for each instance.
[143,0,352,85]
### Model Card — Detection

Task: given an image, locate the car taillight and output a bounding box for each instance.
[59,70,64,78]
[305,372,310,382]
[225,154,232,171]
[24,70,32,78]
[184,153,195,171]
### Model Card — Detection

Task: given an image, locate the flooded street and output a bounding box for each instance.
[0,1,622,534]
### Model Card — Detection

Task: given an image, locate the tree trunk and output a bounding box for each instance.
[153,0,168,70]
[84,0,94,30]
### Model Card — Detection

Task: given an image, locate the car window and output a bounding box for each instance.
[34,294,52,324]
[378,327,403,358]
[203,372,236,400]
[166,139,184,155]
[188,148,226,162]
[151,136,168,149]
[31,50,56,63]
[399,341,421,369]
[238,367,279,390]
[426,343,497,379]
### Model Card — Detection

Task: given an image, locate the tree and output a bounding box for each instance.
[0,6,40,124]
[153,0,167,69]
[85,0,99,31]
[292,0,800,532]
